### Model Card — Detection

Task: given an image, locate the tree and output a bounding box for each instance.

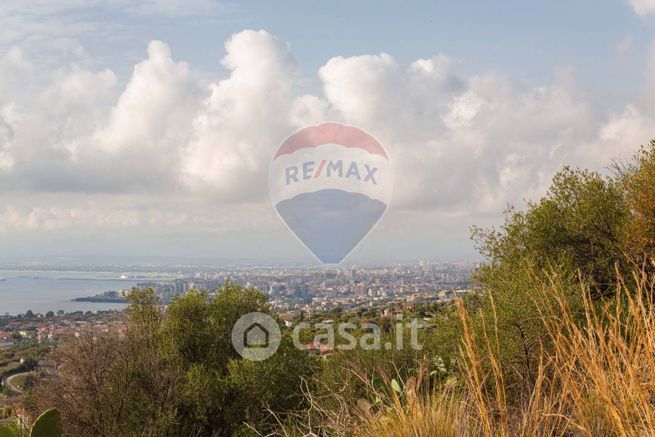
[34,327,179,436]
[467,142,655,395]
[35,285,315,436]
[473,166,629,296]
[161,283,315,435]
[469,166,629,395]
[615,140,655,271]
[22,356,38,371]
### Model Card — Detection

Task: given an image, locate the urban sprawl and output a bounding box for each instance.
[0,262,473,345]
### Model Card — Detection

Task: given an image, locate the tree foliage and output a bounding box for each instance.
[618,140,655,270]
[473,166,629,295]
[35,284,316,436]
[469,142,655,396]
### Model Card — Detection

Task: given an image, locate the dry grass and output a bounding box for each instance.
[352,361,471,437]
[540,271,655,436]
[351,269,655,437]
[357,383,468,437]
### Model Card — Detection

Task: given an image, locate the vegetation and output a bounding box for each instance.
[273,141,655,435]
[0,408,62,437]
[340,269,655,436]
[11,140,655,435]
[28,284,316,436]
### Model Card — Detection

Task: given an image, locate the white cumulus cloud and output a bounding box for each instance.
[0,29,654,246]
[181,30,297,200]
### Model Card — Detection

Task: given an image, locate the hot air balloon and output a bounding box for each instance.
[269,123,393,264]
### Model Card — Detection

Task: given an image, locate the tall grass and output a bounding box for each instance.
[351,269,655,436]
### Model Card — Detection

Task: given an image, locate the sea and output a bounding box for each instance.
[0,270,139,315]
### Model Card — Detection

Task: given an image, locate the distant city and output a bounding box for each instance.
[0,262,474,348]
[78,261,475,316]
[0,261,474,316]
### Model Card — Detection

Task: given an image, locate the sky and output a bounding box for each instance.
[1,0,655,265]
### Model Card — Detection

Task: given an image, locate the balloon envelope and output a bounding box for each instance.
[269,123,392,264]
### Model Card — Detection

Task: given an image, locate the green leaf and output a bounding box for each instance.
[390,378,402,394]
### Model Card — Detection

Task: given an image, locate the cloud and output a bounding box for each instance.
[40,66,116,114]
[127,0,222,17]
[0,0,223,69]
[90,40,199,191]
[316,54,608,212]
[0,47,32,100]
[616,35,634,62]
[181,30,297,200]
[0,192,280,235]
[95,40,195,156]
[628,0,655,15]
[0,40,199,193]
[0,105,15,170]
[1,29,654,241]
[0,0,221,19]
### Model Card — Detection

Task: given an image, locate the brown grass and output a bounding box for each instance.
[352,269,655,437]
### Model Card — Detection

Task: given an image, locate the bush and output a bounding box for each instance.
[34,284,315,436]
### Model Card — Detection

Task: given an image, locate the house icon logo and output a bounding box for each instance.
[244,322,269,348]
[231,312,281,361]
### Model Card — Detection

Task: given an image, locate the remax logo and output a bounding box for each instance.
[269,123,393,264]
[284,160,380,186]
